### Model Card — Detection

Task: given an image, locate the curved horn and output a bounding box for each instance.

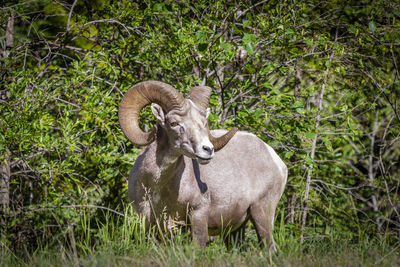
[188,85,212,110]
[189,85,238,151]
[208,127,239,151]
[119,81,185,146]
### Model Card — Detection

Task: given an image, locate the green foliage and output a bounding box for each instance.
[1,207,399,266]
[1,0,399,260]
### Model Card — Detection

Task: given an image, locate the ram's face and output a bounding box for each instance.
[120,81,237,160]
[162,100,214,164]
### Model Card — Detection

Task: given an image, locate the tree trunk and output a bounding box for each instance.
[1,13,13,213]
[287,190,296,224]
[1,13,14,103]
[294,66,302,100]
[0,151,10,213]
[368,109,382,230]
[300,52,334,244]
[2,13,14,58]
[300,19,340,244]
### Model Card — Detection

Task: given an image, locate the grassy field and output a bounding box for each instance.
[2,207,399,267]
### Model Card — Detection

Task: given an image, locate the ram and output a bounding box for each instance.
[119,81,287,249]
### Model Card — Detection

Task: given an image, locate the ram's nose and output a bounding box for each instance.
[202,145,214,156]
[195,141,214,164]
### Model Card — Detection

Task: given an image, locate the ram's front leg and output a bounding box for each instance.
[189,207,209,247]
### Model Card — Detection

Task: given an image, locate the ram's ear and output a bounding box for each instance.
[151,103,165,125]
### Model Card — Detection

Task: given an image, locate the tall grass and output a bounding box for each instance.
[1,205,399,267]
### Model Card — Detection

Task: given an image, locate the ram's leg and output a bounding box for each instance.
[249,197,277,251]
[223,221,247,250]
[136,200,165,241]
[189,208,209,248]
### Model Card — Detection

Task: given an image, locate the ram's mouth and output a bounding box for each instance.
[196,155,212,165]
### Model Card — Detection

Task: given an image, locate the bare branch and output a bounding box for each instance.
[67,0,78,31]
[78,19,133,36]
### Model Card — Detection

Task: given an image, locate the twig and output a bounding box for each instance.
[311,179,368,191]
[67,0,78,31]
[0,0,37,10]
[51,96,80,108]
[79,19,133,36]
[361,69,400,123]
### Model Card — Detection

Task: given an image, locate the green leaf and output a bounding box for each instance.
[304,132,315,139]
[325,60,331,68]
[208,113,219,122]
[285,151,294,159]
[324,138,333,152]
[348,25,356,34]
[368,21,377,32]
[254,108,263,117]
[242,33,256,43]
[219,42,231,51]
[245,43,254,55]
[198,43,208,52]
[305,39,313,47]
[294,101,303,108]
[285,28,294,35]
[305,156,314,165]
[195,31,207,42]
[153,3,164,11]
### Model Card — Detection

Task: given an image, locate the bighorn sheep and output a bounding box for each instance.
[119,81,287,249]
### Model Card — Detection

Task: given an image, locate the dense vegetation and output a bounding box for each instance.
[1,0,399,265]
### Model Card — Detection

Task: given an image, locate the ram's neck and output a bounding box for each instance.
[153,125,184,181]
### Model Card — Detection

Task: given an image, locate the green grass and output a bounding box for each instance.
[1,206,399,267]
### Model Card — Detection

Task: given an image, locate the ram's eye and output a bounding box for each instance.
[170,122,179,127]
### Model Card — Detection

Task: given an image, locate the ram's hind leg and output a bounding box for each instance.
[223,220,248,249]
[249,197,278,251]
